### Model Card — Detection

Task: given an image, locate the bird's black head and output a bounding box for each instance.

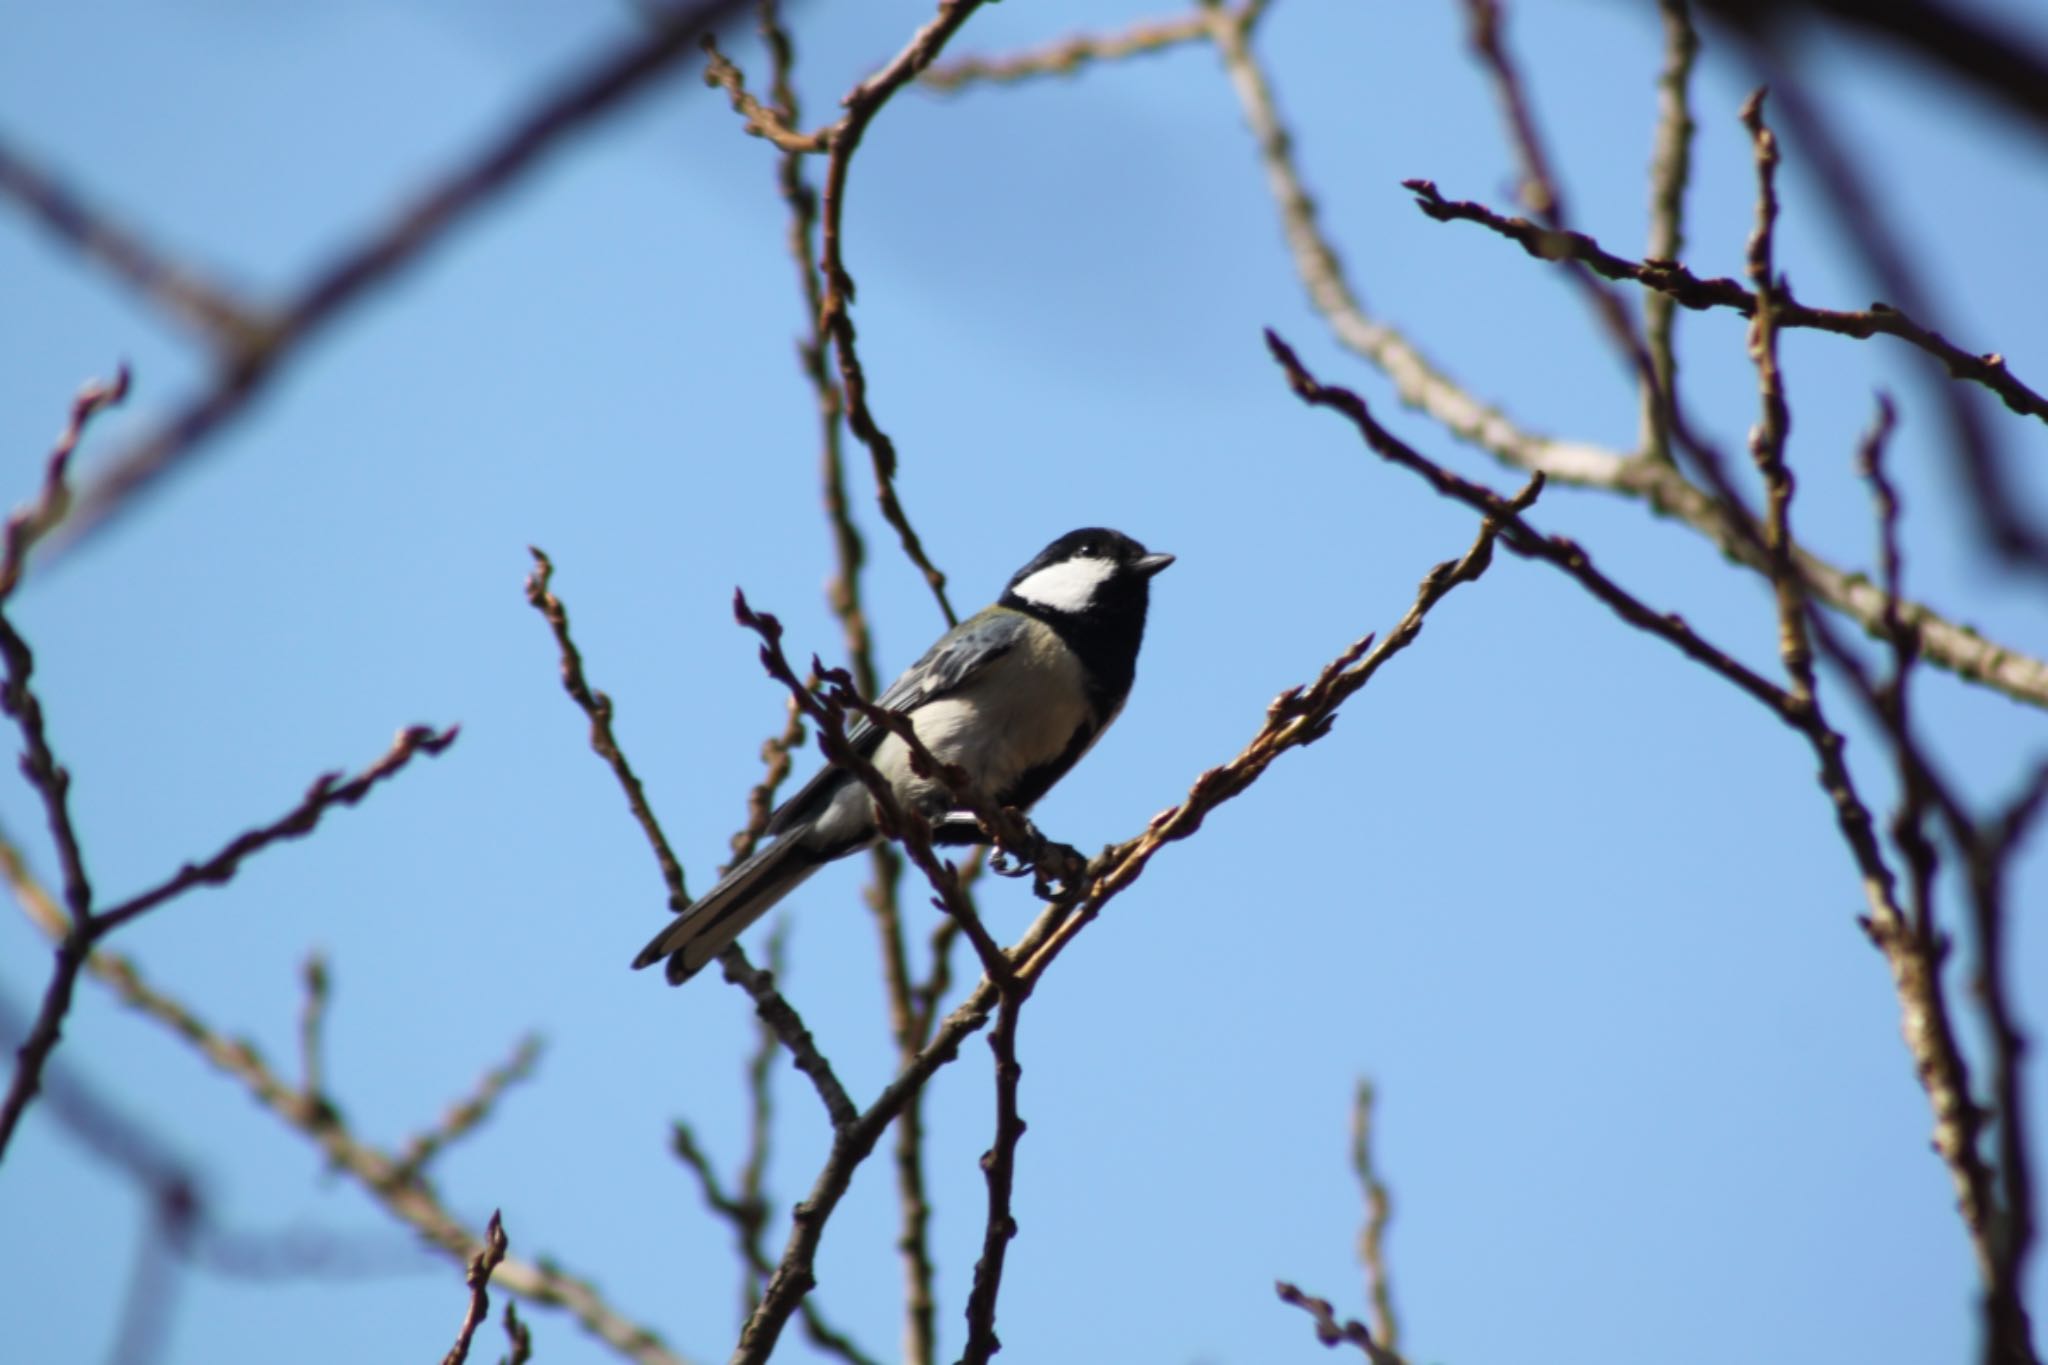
[1000,528,1172,708]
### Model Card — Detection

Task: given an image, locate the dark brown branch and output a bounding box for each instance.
[441,1211,508,1365]
[671,1113,879,1365]
[812,3,994,629]
[1263,329,1798,719]
[526,548,689,909]
[0,365,130,599]
[718,948,860,1132]
[1275,1282,1403,1364]
[45,0,752,563]
[959,992,1026,1365]
[1404,180,2048,428]
[94,725,460,936]
[1350,1081,1400,1355]
[502,1301,533,1365]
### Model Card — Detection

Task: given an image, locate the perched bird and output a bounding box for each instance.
[634,528,1173,984]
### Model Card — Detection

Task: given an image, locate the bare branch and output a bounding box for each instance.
[526,548,689,910]
[0,364,130,599]
[94,725,460,936]
[958,992,1026,1365]
[1275,1282,1404,1365]
[297,951,332,1112]
[1642,0,1699,466]
[1350,1081,1400,1355]
[922,9,1227,89]
[393,1036,545,1185]
[1403,181,2048,428]
[1263,330,1798,718]
[0,141,258,346]
[442,1211,509,1365]
[813,3,994,628]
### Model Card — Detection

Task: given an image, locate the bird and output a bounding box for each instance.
[633,527,1173,984]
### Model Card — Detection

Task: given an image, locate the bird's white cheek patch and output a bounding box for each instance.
[1010,557,1114,612]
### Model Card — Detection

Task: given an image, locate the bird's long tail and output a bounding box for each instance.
[631,836,824,984]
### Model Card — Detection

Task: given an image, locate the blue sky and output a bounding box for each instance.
[3,2,2046,1363]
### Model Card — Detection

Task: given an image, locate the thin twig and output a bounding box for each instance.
[1350,1081,1400,1355]
[94,726,460,936]
[393,1036,545,1185]
[1263,330,1797,717]
[442,1211,509,1365]
[297,951,331,1112]
[526,548,688,909]
[1642,0,1698,465]
[1275,1282,1403,1364]
[502,1301,534,1365]
[922,8,1228,89]
[0,365,130,599]
[958,990,1027,1365]
[812,4,993,628]
[671,1114,879,1365]
[1403,181,2048,428]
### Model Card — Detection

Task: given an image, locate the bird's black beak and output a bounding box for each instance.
[1135,552,1175,577]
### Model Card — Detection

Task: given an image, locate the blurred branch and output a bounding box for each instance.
[503,1302,534,1365]
[393,1035,545,1186]
[1696,0,2048,139]
[1275,1282,1404,1365]
[526,548,689,910]
[1757,72,2047,579]
[1459,0,1672,492]
[1350,1081,1400,1355]
[0,141,258,347]
[1404,181,2048,428]
[441,1211,508,1365]
[297,952,332,1113]
[1,843,693,1365]
[922,6,1237,89]
[39,0,752,565]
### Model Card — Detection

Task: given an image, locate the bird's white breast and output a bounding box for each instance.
[872,620,1092,811]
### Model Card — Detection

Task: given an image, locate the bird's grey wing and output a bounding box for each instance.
[764,609,1027,837]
